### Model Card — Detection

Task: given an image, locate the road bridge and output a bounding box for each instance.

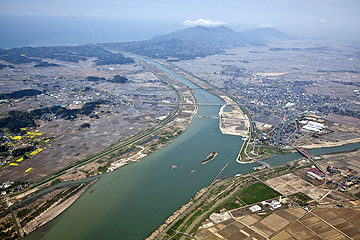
[193,115,220,119]
[183,103,238,107]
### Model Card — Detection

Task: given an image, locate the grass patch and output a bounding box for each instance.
[237,182,281,205]
[225,202,240,210]
[288,192,314,206]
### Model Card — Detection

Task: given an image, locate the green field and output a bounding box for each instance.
[237,182,281,205]
[288,192,313,206]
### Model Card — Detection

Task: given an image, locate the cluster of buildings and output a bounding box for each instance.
[328,166,360,191]
[306,166,325,181]
[300,120,327,133]
[249,196,282,212]
[223,73,358,147]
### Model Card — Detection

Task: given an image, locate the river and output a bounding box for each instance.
[25,59,360,240]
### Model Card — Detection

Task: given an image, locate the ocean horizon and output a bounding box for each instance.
[0,14,180,49]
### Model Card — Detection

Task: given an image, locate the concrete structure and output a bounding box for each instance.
[307,171,324,180]
[209,211,231,224]
[261,196,282,210]
[249,205,262,212]
[302,121,327,132]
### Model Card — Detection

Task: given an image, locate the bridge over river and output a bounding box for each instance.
[193,115,220,119]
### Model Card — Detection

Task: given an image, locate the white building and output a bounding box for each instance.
[302,121,327,133]
[261,196,282,210]
[249,205,262,212]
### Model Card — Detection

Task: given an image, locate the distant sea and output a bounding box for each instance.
[0,14,179,49]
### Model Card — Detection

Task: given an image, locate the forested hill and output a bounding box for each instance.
[0,26,291,63]
[0,45,134,65]
[98,26,291,60]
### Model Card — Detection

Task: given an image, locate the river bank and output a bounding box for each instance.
[0,58,200,238]
[0,179,98,240]
[22,178,98,235]
[301,137,360,149]
[22,56,360,240]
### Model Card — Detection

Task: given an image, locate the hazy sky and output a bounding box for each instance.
[1,0,359,47]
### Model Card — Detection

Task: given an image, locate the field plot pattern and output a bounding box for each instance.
[195,207,308,240]
[195,206,360,240]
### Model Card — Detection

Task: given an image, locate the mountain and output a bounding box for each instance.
[151,26,267,47]
[98,26,270,60]
[0,26,293,64]
[241,27,295,39]
[99,38,221,60]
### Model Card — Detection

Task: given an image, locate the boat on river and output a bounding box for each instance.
[90,189,95,193]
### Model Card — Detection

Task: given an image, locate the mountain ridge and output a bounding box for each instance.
[0,26,293,62]
[99,25,291,60]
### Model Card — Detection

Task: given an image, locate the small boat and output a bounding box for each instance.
[90,189,95,193]
[191,170,196,174]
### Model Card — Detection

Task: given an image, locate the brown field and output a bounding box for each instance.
[266,173,334,203]
[252,221,275,237]
[195,229,213,239]
[205,235,221,240]
[331,208,360,225]
[260,213,290,232]
[217,224,241,238]
[295,209,360,239]
[195,219,266,240]
[274,210,299,222]
[321,190,351,205]
[240,226,255,236]
[347,159,360,168]
[286,221,322,240]
[319,229,348,240]
[236,214,260,226]
[303,187,330,203]
[272,230,295,240]
[266,173,313,194]
[312,208,341,222]
[196,205,359,240]
[285,208,307,218]
[226,231,248,240]
[300,214,332,234]
[230,208,251,218]
[324,114,360,129]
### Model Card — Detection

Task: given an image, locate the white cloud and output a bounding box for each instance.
[259,24,273,28]
[320,19,327,23]
[182,19,227,27]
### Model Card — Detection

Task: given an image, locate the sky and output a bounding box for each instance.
[1,0,359,48]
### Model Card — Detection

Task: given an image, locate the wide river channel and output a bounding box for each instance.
[25,59,360,240]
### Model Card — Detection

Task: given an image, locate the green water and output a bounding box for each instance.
[25,60,250,240]
[24,59,360,240]
[223,105,234,112]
